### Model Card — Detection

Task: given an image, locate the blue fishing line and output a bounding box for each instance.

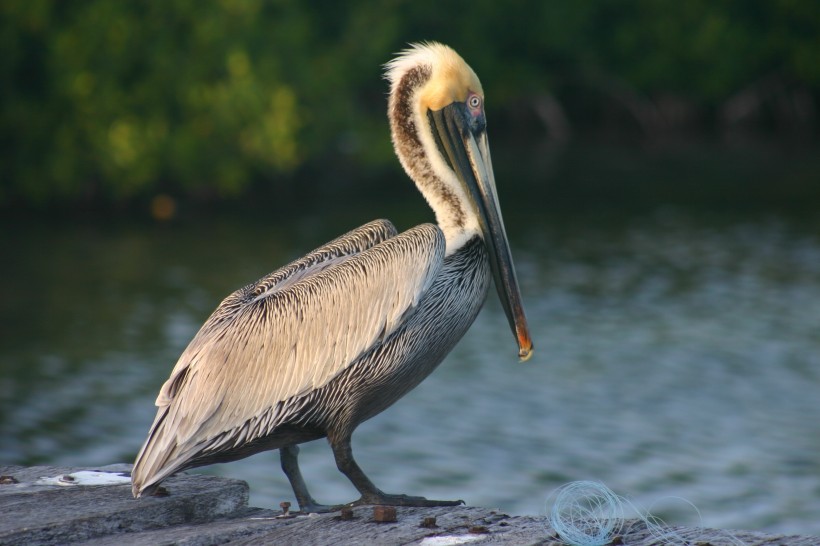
[547,481,625,546]
[546,481,748,546]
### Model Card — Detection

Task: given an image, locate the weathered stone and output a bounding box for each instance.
[0,464,817,546]
[0,464,248,545]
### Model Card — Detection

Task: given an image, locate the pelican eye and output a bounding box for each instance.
[467,94,482,109]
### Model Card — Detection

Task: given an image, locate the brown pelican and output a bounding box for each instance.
[131,42,533,512]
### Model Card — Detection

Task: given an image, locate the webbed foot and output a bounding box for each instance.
[296,501,343,514]
[351,492,464,507]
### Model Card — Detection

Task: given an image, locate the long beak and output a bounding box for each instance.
[429,104,533,361]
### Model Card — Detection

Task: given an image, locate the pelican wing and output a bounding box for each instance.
[133,220,444,494]
[156,218,399,408]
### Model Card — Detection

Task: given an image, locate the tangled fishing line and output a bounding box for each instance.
[546,480,747,546]
[547,481,626,546]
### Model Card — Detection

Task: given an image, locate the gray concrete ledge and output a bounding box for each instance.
[1,465,816,545]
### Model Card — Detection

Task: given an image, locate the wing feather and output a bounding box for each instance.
[132,220,444,495]
[155,219,397,407]
[202,223,443,424]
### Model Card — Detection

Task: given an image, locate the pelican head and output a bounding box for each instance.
[386,42,533,360]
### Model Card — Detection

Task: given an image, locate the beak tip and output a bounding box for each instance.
[517,340,533,362]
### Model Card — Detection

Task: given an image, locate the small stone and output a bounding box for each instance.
[373,505,397,523]
[0,475,19,485]
[152,486,170,497]
[609,536,624,545]
[279,501,291,516]
[420,516,438,528]
[339,507,354,520]
[468,525,489,534]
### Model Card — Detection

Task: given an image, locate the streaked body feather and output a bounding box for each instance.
[131,219,489,495]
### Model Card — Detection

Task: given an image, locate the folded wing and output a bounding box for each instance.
[132,219,445,495]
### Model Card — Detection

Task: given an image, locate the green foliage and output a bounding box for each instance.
[1,1,818,207]
[2,1,309,203]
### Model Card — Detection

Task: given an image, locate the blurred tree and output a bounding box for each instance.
[2,1,311,204]
[1,0,818,209]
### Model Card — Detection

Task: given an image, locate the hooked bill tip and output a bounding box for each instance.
[517,337,534,362]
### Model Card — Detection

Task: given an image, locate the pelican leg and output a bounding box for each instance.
[280,445,335,513]
[330,434,464,507]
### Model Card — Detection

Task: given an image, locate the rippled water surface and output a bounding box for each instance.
[2,209,819,534]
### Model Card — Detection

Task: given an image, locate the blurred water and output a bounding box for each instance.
[1,209,819,534]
